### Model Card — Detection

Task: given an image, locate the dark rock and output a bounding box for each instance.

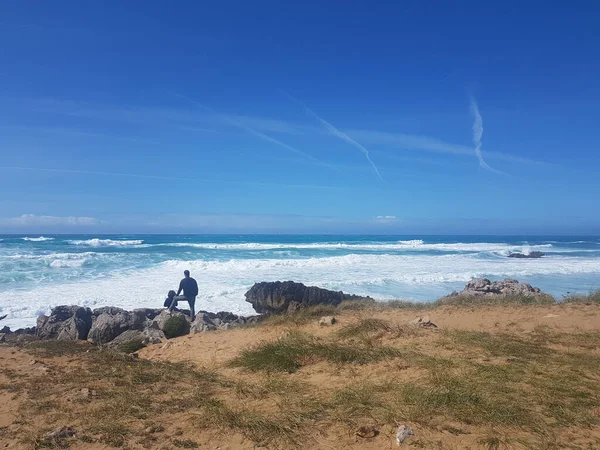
[92,306,128,317]
[245,281,369,314]
[37,306,93,340]
[508,251,545,259]
[216,311,239,322]
[132,308,163,323]
[0,314,6,321]
[14,327,36,335]
[1,326,10,334]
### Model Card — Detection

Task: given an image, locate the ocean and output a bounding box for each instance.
[1,234,599,330]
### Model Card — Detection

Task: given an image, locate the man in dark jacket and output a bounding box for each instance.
[174,270,199,319]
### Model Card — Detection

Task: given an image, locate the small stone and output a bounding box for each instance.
[409,317,437,328]
[29,359,37,365]
[356,425,377,438]
[80,388,90,398]
[319,316,336,326]
[396,425,414,445]
[44,426,76,440]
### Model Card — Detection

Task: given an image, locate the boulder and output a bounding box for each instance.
[508,251,544,259]
[245,281,369,314]
[190,313,217,333]
[37,306,93,341]
[108,328,166,348]
[88,310,132,344]
[88,307,165,344]
[150,310,189,331]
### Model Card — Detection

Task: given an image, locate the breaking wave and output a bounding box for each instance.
[67,238,144,247]
[22,236,54,242]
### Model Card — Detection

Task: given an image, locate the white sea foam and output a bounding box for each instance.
[68,238,144,247]
[155,240,552,254]
[2,252,599,329]
[49,259,86,268]
[22,236,54,242]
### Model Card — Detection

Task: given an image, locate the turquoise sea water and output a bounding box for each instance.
[1,234,599,329]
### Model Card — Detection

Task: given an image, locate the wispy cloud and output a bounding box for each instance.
[25,97,550,168]
[376,215,397,220]
[469,95,503,174]
[0,165,348,190]
[0,125,159,145]
[282,92,384,181]
[174,93,336,170]
[0,214,100,227]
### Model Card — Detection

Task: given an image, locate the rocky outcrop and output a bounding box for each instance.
[36,306,93,340]
[245,281,369,314]
[440,278,548,302]
[508,251,544,259]
[26,304,255,345]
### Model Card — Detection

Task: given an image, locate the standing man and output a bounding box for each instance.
[175,270,199,320]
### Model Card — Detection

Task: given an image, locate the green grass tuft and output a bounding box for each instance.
[435,293,556,307]
[163,315,190,339]
[335,318,391,339]
[229,331,402,373]
[116,338,146,354]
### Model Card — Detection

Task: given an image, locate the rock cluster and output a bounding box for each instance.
[4,305,263,348]
[508,251,544,259]
[245,281,370,314]
[441,277,545,301]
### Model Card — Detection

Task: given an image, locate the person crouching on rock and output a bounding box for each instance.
[164,290,178,311]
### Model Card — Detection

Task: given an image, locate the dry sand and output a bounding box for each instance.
[1,303,600,449]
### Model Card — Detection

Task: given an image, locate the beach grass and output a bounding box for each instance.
[563,289,600,304]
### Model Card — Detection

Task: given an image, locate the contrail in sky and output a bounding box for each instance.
[174,93,335,170]
[282,91,384,181]
[469,95,502,174]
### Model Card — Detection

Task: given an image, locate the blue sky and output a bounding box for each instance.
[1,1,599,234]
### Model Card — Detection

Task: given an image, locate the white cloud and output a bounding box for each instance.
[376,215,397,220]
[0,214,100,227]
